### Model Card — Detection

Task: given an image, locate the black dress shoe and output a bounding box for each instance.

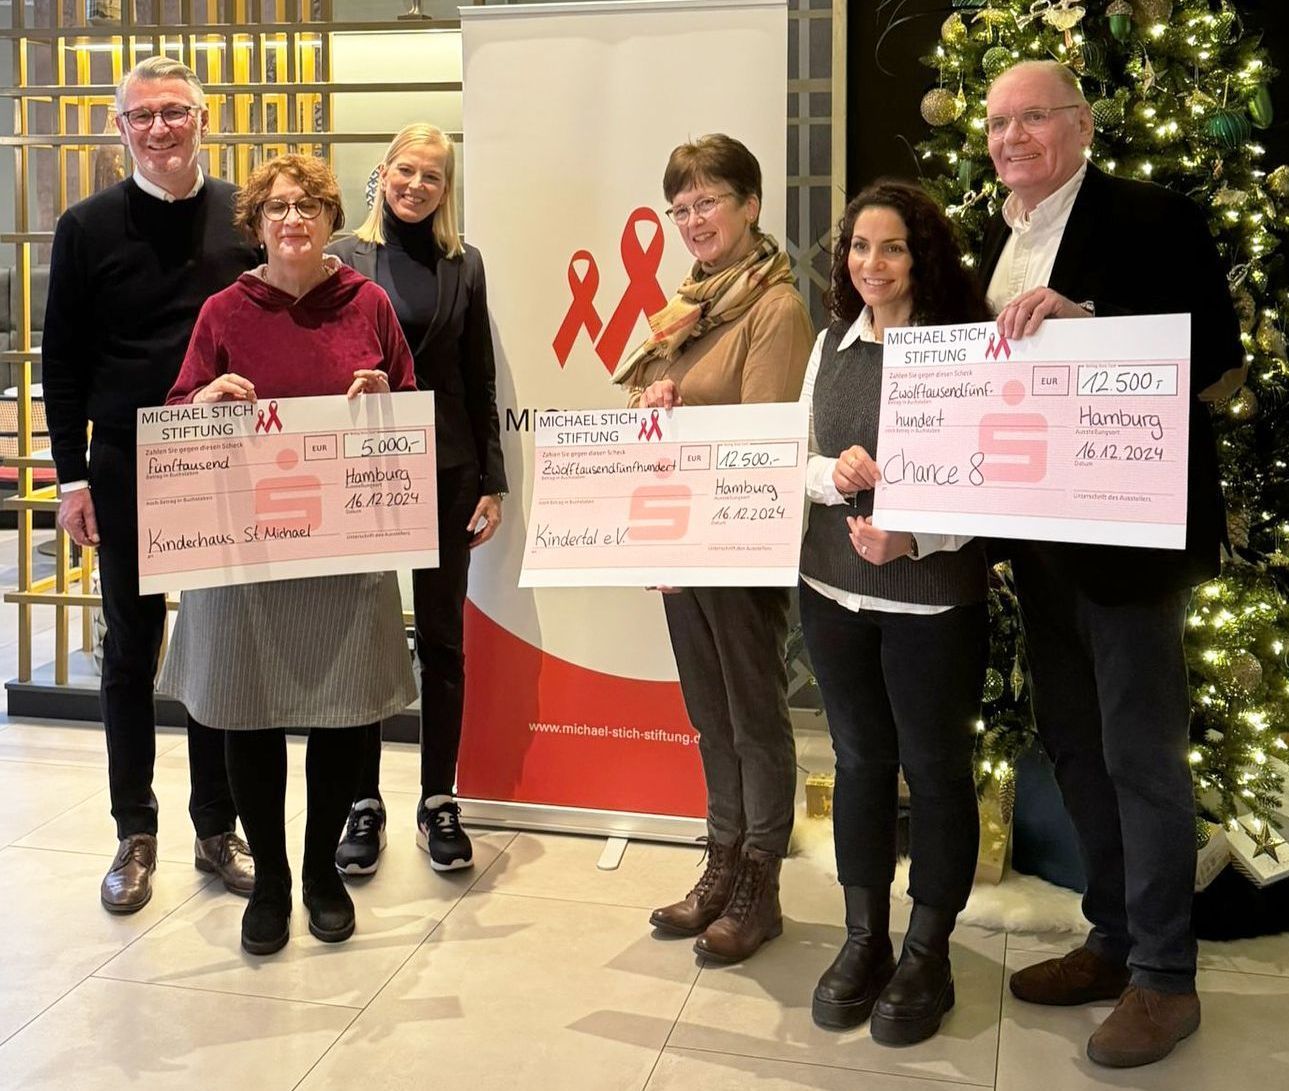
[870,903,958,1046]
[242,875,291,956]
[303,873,356,943]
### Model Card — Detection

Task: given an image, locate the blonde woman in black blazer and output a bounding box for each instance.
[329,122,506,876]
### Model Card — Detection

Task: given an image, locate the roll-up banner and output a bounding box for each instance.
[457,0,789,839]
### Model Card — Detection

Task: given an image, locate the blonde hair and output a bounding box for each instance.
[116,56,205,112]
[355,123,464,258]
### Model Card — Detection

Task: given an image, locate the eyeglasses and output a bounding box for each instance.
[261,197,326,221]
[665,192,735,225]
[120,105,200,131]
[985,104,1083,138]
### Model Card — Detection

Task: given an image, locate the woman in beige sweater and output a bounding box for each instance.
[613,133,813,964]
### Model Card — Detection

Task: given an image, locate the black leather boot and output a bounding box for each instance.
[241,873,292,956]
[302,871,356,943]
[870,903,957,1045]
[812,886,896,1029]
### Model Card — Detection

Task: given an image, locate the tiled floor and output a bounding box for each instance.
[1,529,1287,1089]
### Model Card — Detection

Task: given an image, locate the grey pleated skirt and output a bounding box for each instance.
[157,572,417,731]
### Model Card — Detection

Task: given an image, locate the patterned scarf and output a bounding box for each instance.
[610,234,795,386]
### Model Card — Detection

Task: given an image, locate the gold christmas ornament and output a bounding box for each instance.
[1233,290,1256,334]
[1132,0,1173,25]
[1227,507,1251,550]
[1213,186,1249,209]
[982,46,1013,81]
[1226,649,1264,695]
[1266,164,1289,198]
[1227,386,1258,420]
[982,668,1005,703]
[1045,3,1087,33]
[941,12,968,47]
[1213,10,1238,42]
[1255,317,1286,356]
[920,87,962,127]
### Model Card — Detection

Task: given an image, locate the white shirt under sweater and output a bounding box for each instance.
[985,162,1086,314]
[800,307,972,615]
[60,169,207,494]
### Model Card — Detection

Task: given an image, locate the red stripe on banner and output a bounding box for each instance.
[457,599,706,817]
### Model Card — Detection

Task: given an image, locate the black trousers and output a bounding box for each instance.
[90,435,235,841]
[799,583,987,912]
[1012,550,1197,992]
[354,464,480,802]
[662,585,796,856]
[224,724,368,884]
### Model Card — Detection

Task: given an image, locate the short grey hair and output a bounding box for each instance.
[989,60,1089,108]
[115,56,205,113]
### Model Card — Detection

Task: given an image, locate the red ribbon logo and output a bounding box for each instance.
[255,400,283,433]
[985,332,1011,361]
[551,251,603,367]
[553,207,668,375]
[637,408,663,441]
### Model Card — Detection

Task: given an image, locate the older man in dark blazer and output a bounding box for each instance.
[979,61,1243,1069]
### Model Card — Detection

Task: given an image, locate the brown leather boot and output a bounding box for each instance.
[650,837,741,936]
[100,834,157,914]
[693,846,783,963]
[1009,945,1130,1006]
[1086,986,1200,1067]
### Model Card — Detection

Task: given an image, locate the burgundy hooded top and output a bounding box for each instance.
[166,262,416,404]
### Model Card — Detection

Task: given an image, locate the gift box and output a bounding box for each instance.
[975,773,1014,885]
[1195,822,1231,892]
[1228,815,1289,888]
[805,773,834,819]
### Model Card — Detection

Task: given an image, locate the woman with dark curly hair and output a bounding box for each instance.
[800,179,991,1045]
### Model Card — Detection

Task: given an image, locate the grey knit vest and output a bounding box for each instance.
[799,323,987,606]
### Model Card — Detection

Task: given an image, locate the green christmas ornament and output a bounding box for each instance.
[982,46,1012,81]
[1266,164,1289,199]
[1196,818,1212,850]
[1107,0,1133,41]
[1132,0,1172,25]
[982,667,1004,703]
[1212,10,1238,42]
[1207,108,1252,152]
[920,87,962,127]
[941,12,968,48]
[1249,85,1274,129]
[1091,97,1125,130]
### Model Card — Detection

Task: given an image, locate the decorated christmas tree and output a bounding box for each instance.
[917,0,1288,841]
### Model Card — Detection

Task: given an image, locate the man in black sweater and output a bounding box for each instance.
[43,57,259,914]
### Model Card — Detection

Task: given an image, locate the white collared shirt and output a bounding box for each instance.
[799,307,972,615]
[60,168,209,493]
[986,162,1087,314]
[131,166,205,203]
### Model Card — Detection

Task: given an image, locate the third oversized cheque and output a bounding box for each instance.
[871,313,1191,549]
[519,403,809,587]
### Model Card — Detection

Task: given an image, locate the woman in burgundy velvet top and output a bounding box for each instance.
[157,155,417,958]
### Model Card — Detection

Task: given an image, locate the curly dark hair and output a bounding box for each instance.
[827,179,991,327]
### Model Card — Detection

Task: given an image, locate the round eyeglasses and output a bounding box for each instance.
[120,105,200,131]
[261,197,326,221]
[665,192,735,225]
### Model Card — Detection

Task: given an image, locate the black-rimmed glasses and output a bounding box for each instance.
[120,105,200,131]
[261,197,326,221]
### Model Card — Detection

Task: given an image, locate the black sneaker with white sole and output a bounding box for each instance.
[335,798,387,877]
[416,796,473,871]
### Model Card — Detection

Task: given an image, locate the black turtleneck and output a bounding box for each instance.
[376,205,439,350]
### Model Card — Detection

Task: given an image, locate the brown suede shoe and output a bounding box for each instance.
[1086,986,1200,1068]
[195,832,256,897]
[693,846,783,963]
[650,837,741,937]
[1009,945,1130,1006]
[100,834,157,914]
